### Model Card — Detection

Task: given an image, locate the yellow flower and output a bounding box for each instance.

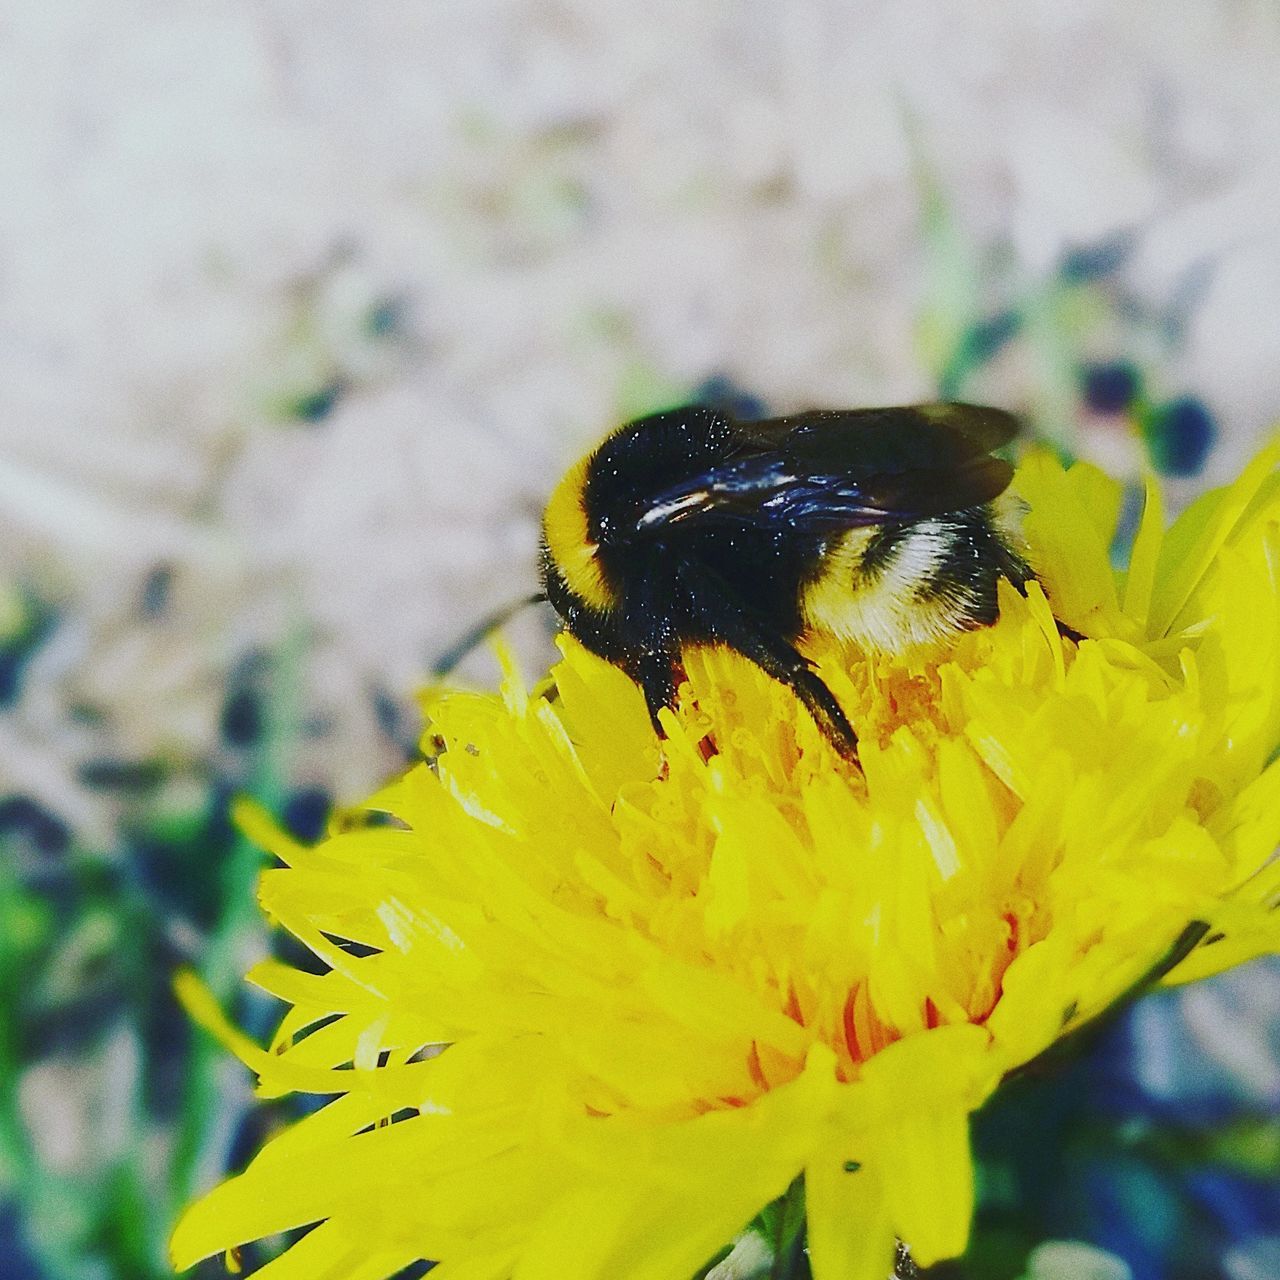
[172,443,1280,1280]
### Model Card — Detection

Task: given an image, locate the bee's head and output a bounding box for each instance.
[541,407,735,614]
[585,408,734,536]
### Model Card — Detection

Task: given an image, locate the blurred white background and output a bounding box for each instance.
[3,0,1280,803]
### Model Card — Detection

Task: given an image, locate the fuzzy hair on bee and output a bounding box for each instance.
[540,402,1040,760]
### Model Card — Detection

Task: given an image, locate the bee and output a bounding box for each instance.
[539,402,1039,760]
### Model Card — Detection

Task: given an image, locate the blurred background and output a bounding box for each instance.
[2,4,1279,1279]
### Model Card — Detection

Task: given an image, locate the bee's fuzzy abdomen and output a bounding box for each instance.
[802,505,1030,653]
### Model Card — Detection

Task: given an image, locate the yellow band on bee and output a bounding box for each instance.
[802,524,970,653]
[543,453,614,610]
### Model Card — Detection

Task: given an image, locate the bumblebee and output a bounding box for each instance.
[540,402,1037,759]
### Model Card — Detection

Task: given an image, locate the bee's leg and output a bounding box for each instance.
[752,638,860,760]
[675,566,859,760]
[621,578,683,737]
[994,540,1085,645]
[634,646,678,738]
[1002,569,1085,644]
[1055,618,1085,644]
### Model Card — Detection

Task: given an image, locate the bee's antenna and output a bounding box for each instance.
[431,593,548,679]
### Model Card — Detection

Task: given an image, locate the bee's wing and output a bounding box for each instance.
[633,403,1020,536]
[748,402,1019,467]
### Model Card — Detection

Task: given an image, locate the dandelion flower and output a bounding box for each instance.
[172,442,1280,1280]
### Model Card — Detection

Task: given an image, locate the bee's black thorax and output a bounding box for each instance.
[582,408,737,550]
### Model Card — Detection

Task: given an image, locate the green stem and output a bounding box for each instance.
[766,1179,809,1280]
[775,1228,811,1280]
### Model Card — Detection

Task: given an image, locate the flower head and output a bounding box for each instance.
[173,444,1280,1280]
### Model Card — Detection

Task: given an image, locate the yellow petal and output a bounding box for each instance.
[1122,472,1164,630]
[1162,901,1280,985]
[1016,453,1126,637]
[1149,433,1280,636]
[806,1145,896,1280]
[857,1026,995,1264]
